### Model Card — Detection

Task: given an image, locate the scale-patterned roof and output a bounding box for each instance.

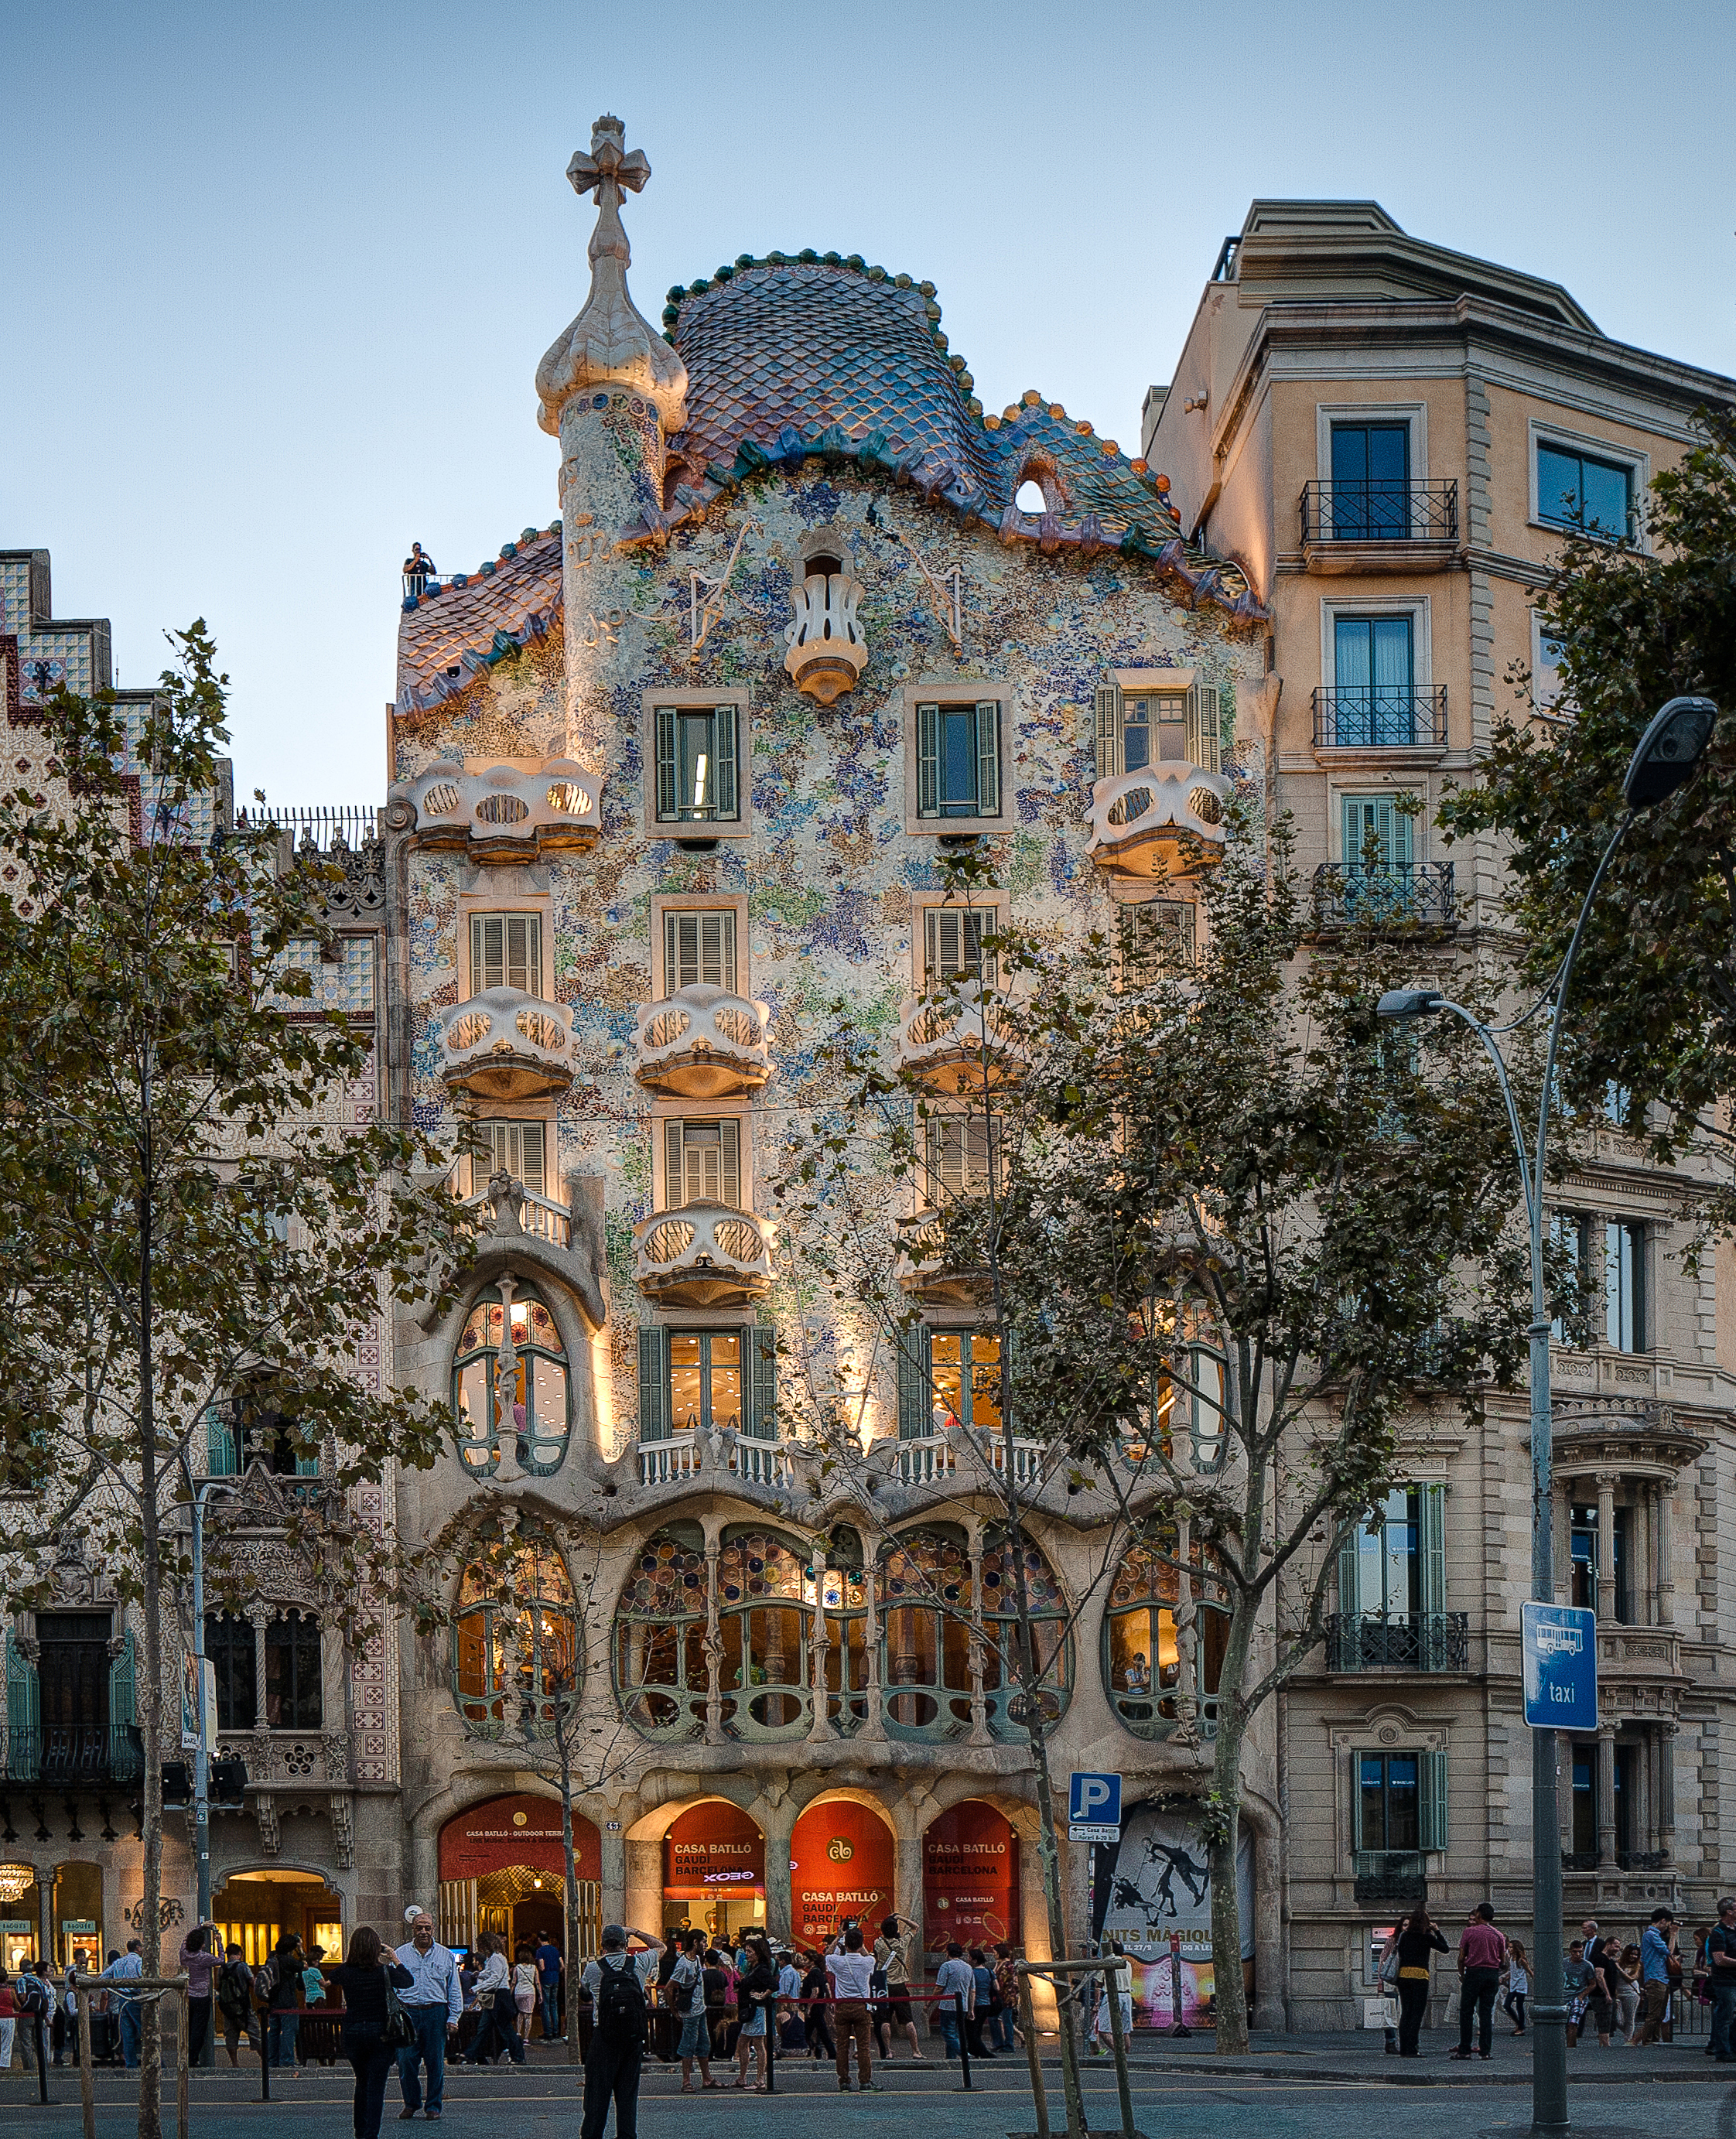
[395,528,562,719]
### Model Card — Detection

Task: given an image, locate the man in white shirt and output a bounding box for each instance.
[825,1926,882,2093]
[935,1942,975,2061]
[579,1925,662,2139]
[394,1911,463,2120]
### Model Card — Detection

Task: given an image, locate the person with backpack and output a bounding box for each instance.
[265,1934,306,2073]
[12,1962,51,2071]
[669,1929,715,2092]
[217,1943,255,2066]
[578,1923,661,2139]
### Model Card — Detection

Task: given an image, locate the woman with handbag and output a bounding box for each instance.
[463,1933,525,2066]
[324,1926,414,2139]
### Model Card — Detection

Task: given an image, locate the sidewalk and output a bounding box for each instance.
[1064,2025,1726,2083]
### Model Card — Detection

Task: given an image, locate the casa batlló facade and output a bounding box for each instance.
[4,131,1733,2036]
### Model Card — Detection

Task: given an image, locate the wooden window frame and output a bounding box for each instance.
[641,688,754,839]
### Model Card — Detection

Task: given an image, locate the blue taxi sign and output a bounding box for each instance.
[1521,1601,1598,1731]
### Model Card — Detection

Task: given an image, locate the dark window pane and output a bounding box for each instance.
[1331,426,1369,486]
[1538,444,1582,525]
[1581,456,1630,538]
[1386,1755,1420,1850]
[1368,425,1410,488]
[940,707,976,814]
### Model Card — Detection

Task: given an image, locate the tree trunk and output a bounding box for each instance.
[135,1160,164,2139]
[1207,1714,1248,2054]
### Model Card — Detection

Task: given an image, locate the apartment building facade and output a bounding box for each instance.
[1146,199,1736,2026]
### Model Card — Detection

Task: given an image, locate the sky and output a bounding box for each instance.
[5,0,1733,808]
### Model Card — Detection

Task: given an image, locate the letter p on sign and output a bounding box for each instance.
[1068,1772,1122,1826]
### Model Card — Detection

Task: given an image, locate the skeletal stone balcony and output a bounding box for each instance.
[389,760,603,860]
[633,1198,773,1308]
[439,986,578,1101]
[1086,765,1230,877]
[634,982,774,1100]
[894,1216,988,1307]
[783,565,868,705]
[895,982,1023,1095]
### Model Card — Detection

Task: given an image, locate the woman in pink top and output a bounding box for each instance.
[177,1925,217,2069]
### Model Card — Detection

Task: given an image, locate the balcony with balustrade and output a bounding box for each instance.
[635,983,773,1100]
[890,1430,1047,1491]
[633,1199,773,1309]
[1313,685,1448,753]
[1299,480,1458,573]
[635,1431,792,1489]
[895,983,1023,1096]
[1086,765,1230,878]
[390,759,603,860]
[1311,862,1456,935]
[1324,1611,1470,1674]
[439,987,578,1101]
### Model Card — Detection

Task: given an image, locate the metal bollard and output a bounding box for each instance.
[957,1992,972,2089]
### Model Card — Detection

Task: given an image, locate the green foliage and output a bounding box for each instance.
[1439,406,1736,1192]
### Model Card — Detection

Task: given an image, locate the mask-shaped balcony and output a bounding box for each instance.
[439,987,577,1101]
[895,981,1023,1095]
[895,1215,989,1308]
[634,983,774,1100]
[784,564,868,706]
[633,1199,774,1309]
[391,760,603,861]
[1086,766,1229,878]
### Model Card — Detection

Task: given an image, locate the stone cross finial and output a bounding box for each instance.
[537,114,687,436]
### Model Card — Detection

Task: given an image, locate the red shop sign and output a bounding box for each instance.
[790,1800,894,1947]
[922,1801,1019,1952]
[665,1800,765,1900]
[438,1793,600,1882]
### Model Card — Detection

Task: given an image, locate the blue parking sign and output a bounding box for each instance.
[1522,1601,1598,1730]
[1069,1772,1122,1826]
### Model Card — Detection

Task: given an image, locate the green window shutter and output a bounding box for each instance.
[1351,1755,1366,1851]
[1337,1526,1360,1618]
[897,1325,933,1439]
[916,704,940,818]
[108,1627,138,1732]
[1094,683,1123,781]
[1419,1748,1448,1853]
[5,1630,40,1779]
[746,1327,777,1440]
[975,701,1000,816]
[1186,682,1222,774]
[1420,1485,1447,1615]
[713,706,738,821]
[295,1442,320,1478]
[654,707,678,821]
[206,1406,238,1477]
[637,1326,671,1442]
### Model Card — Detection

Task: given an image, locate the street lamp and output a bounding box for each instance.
[1379,695,1715,2137]
[180,1469,238,2062]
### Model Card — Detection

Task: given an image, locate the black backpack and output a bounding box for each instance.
[594,1957,647,2045]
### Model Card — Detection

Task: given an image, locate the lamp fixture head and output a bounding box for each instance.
[1623,695,1717,810]
[1376,988,1444,1020]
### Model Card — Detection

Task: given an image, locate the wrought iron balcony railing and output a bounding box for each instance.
[1312,863,1456,934]
[1326,1610,1469,1673]
[6,1724,144,1786]
[1352,1850,1429,1906]
[1313,686,1448,750]
[1300,480,1458,545]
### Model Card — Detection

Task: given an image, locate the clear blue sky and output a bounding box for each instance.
[6,0,1731,808]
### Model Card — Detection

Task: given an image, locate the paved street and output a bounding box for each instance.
[0,2036,1728,2139]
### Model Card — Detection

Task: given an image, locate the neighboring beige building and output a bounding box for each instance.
[1147,200,1736,2026]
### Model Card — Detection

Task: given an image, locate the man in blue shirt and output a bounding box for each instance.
[1635,1908,1676,2046]
[535,1937,564,2044]
[1709,1897,1736,2063]
[101,1941,145,2070]
[394,1911,463,2119]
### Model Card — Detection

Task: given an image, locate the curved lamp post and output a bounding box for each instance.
[1379,695,1716,2136]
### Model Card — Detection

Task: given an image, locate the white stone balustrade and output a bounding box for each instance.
[635,1430,791,1488]
[894,979,1023,1095]
[633,1198,773,1307]
[635,982,774,1099]
[439,986,578,1101]
[784,567,868,705]
[896,1435,958,1486]
[1086,764,1229,876]
[391,759,604,858]
[638,1436,703,1486]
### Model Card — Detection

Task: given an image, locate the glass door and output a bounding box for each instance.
[1333,617,1416,744]
[1331,423,1410,538]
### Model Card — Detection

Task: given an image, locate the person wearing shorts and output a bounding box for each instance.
[872,1916,924,2060]
[670,1932,714,2092]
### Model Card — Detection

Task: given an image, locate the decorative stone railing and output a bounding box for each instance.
[893,1430,1045,1488]
[894,982,1023,1095]
[784,568,868,704]
[1086,765,1230,876]
[388,760,603,859]
[894,1221,987,1307]
[439,986,578,1100]
[453,1171,573,1252]
[635,982,774,1099]
[637,1432,792,1488]
[633,1198,773,1308]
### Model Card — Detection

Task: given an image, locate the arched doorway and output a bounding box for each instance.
[52,1862,105,1973]
[921,1801,1019,1966]
[213,1867,344,1969]
[661,1800,764,1946]
[0,1864,41,1970]
[437,1792,601,1977]
[790,1798,894,1952]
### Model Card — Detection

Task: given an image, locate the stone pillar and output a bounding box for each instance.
[248,1602,272,1728]
[624,1837,660,1936]
[1659,1725,1677,1863]
[894,1832,924,1940]
[600,1824,627,1932]
[760,1803,794,1944]
[1597,1724,1618,1869]
[1657,1481,1676,1626]
[1596,1474,1618,1621]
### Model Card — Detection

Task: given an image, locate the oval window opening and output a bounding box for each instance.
[1015,480,1047,514]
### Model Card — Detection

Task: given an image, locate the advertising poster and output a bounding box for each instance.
[1090,1797,1253,2028]
[437,1792,601,1881]
[790,1799,894,1946]
[922,1800,1019,1953]
[663,1799,765,1902]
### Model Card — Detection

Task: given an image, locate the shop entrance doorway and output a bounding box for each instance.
[790,1798,894,1950]
[0,1864,41,1970]
[661,1800,764,1945]
[212,1867,344,1968]
[921,1801,1019,1968]
[437,1792,602,2014]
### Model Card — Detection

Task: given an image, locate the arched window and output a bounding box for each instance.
[979,1533,1072,1735]
[717,1529,812,1741]
[880,1529,975,1740]
[817,1534,870,1738]
[614,1526,709,1741]
[452,1282,572,1477]
[452,1534,578,1741]
[1102,1541,1226,1739]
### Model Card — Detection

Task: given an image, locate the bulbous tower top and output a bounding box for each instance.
[535,114,689,437]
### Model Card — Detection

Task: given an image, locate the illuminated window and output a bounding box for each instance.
[1102,1541,1225,1739]
[451,1282,571,1476]
[453,1533,577,1741]
[654,706,740,824]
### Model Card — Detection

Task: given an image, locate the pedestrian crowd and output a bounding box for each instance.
[1370,1895,1736,2062]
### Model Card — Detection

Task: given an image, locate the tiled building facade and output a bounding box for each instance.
[5,159,1733,2033]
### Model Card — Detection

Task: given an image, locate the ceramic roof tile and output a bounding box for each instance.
[395,530,562,714]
